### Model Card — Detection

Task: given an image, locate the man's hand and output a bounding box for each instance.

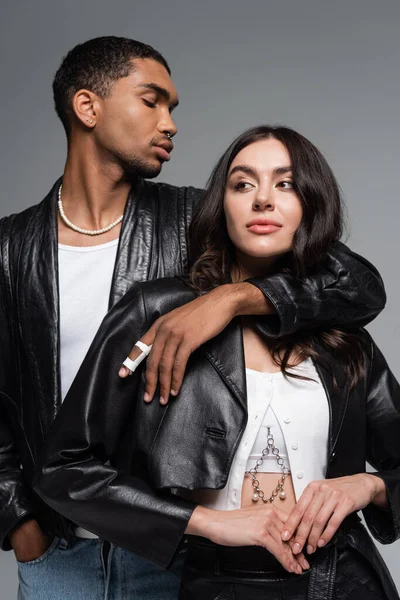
[10,519,52,563]
[119,282,272,404]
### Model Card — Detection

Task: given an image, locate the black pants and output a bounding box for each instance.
[180,536,388,600]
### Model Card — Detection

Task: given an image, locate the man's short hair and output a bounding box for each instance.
[53,36,171,135]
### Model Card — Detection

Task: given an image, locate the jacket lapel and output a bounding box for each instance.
[312,343,350,460]
[203,318,247,412]
[205,329,350,460]
[17,177,157,431]
[109,178,155,308]
[17,180,61,430]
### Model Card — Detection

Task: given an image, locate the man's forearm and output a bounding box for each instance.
[227,282,276,317]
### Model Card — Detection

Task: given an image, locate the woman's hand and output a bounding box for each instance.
[187,504,310,574]
[281,474,387,555]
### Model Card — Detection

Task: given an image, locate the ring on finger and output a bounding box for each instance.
[122,342,153,375]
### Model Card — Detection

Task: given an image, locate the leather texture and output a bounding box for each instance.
[181,524,396,599]
[0,178,388,550]
[33,276,399,597]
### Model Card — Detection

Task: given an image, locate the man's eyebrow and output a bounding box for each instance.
[138,83,179,108]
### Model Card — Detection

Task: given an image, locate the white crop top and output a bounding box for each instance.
[184,358,330,510]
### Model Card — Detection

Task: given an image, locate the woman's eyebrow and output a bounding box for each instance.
[228,165,257,178]
[228,165,292,178]
[273,166,292,176]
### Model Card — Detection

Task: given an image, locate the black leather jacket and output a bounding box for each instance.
[0,177,386,552]
[34,277,400,598]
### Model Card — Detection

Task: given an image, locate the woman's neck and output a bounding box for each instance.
[232,252,279,281]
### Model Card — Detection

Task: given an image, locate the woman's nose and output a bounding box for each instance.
[253,190,274,211]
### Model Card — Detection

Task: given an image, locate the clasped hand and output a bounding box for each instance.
[281,474,383,555]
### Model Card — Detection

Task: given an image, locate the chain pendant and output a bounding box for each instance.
[246,426,290,503]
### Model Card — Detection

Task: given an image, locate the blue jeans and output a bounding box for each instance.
[17,537,184,600]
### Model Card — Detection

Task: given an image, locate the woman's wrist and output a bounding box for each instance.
[364,473,388,508]
[185,506,218,539]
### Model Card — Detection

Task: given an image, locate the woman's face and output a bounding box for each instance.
[224,138,303,275]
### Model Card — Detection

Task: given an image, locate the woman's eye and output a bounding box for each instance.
[234,181,252,191]
[143,99,156,108]
[278,180,294,189]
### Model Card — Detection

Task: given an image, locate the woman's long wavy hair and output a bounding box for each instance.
[189,125,366,387]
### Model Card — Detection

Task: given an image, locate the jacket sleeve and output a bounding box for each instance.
[34,283,195,569]
[0,231,35,551]
[247,242,386,337]
[362,337,400,544]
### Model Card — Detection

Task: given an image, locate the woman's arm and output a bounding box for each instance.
[279,334,400,555]
[361,336,400,544]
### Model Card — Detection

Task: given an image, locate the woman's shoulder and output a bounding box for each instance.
[114,276,197,320]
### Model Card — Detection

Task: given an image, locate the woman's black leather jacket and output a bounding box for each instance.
[34,277,399,598]
[0,178,387,548]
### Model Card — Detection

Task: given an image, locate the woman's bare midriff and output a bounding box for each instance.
[240,472,297,513]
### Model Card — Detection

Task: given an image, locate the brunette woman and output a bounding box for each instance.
[36,126,400,600]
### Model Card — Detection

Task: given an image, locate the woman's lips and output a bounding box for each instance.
[247,224,281,234]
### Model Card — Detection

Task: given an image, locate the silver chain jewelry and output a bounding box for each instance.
[246,425,290,503]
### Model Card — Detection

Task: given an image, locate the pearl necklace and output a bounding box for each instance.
[58,185,124,236]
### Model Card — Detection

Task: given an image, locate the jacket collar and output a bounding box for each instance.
[17,177,154,431]
[204,319,350,458]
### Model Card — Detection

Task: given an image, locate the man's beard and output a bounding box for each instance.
[118,152,162,180]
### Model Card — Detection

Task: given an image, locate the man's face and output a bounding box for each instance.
[94,58,179,178]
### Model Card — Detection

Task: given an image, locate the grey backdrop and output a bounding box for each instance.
[0,0,399,597]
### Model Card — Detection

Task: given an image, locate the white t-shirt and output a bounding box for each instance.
[58,238,119,539]
[58,239,119,401]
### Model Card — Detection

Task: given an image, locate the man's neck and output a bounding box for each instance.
[58,143,135,247]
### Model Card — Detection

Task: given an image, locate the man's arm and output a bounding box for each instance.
[249,241,386,338]
[0,230,50,559]
[0,301,39,554]
[119,242,385,402]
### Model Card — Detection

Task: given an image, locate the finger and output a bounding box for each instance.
[281,486,316,542]
[170,343,191,396]
[316,503,349,549]
[291,492,325,554]
[267,522,303,574]
[145,333,168,403]
[296,552,310,571]
[306,496,339,553]
[288,539,310,570]
[158,336,181,403]
[118,330,155,378]
[119,347,142,378]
